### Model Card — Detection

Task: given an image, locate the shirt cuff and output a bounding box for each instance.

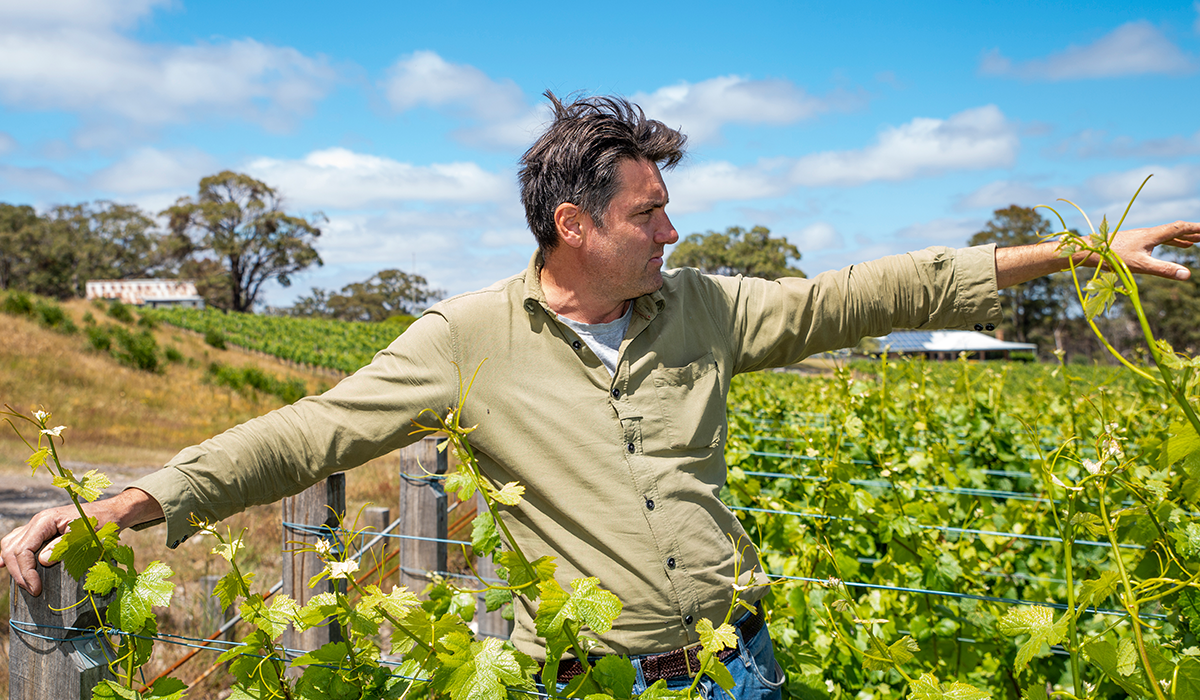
[952,244,1003,326]
[126,467,201,549]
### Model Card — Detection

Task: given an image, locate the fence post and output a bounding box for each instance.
[281,473,346,657]
[398,436,447,594]
[9,558,116,699]
[359,506,392,583]
[474,491,514,639]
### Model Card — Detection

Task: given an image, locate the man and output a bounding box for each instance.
[3,93,1198,699]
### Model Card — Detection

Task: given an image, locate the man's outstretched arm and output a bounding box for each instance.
[995,220,1200,289]
[0,487,163,596]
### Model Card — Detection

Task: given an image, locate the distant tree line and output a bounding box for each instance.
[0,171,442,319]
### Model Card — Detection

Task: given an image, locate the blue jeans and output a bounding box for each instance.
[541,608,785,700]
[628,608,785,700]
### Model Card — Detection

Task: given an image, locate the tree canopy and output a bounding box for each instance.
[0,201,170,299]
[667,225,805,279]
[163,171,323,312]
[288,269,445,322]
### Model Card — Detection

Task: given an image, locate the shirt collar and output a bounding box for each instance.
[522,249,666,320]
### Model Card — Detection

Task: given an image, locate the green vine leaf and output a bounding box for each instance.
[1075,570,1120,614]
[213,570,254,611]
[84,559,121,596]
[1083,640,1153,698]
[484,586,512,613]
[864,635,919,672]
[113,560,176,630]
[1083,272,1121,320]
[908,673,991,700]
[241,593,299,640]
[1116,637,1138,676]
[489,481,525,506]
[433,635,536,700]
[591,655,637,699]
[496,552,556,594]
[997,606,1068,670]
[52,468,111,502]
[696,618,737,655]
[26,446,51,474]
[472,511,500,557]
[445,470,476,500]
[536,577,623,638]
[51,518,118,579]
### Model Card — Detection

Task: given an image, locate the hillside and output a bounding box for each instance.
[0,298,344,470]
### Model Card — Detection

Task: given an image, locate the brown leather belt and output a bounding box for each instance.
[553,605,765,684]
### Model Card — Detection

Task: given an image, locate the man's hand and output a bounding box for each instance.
[0,487,163,596]
[995,220,1200,289]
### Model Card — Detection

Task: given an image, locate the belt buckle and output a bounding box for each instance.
[682,641,704,678]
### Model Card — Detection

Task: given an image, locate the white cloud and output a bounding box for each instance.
[244,148,515,210]
[88,147,217,194]
[667,160,792,213]
[0,164,74,197]
[0,131,15,155]
[980,21,1195,80]
[794,222,843,251]
[790,106,1018,186]
[957,180,1070,212]
[633,75,862,143]
[382,50,526,119]
[380,50,540,149]
[1085,164,1200,204]
[1195,2,1200,34]
[0,1,338,129]
[1050,128,1200,160]
[894,217,985,246]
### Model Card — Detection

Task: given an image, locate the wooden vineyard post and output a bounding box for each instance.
[475,490,514,639]
[281,473,346,658]
[359,506,392,583]
[398,436,447,594]
[9,558,116,699]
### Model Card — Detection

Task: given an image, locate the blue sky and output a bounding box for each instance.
[2,0,1198,308]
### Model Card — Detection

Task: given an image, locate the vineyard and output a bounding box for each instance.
[14,226,1198,699]
[725,358,1197,699]
[148,308,415,374]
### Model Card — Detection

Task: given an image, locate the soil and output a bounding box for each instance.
[0,463,159,536]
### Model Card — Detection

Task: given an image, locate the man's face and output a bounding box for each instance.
[584,158,679,301]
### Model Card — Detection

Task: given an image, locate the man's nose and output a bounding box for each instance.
[657,213,679,245]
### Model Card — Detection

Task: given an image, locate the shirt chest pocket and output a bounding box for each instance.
[651,353,724,451]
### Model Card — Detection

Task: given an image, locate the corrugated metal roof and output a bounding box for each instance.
[870,330,1037,353]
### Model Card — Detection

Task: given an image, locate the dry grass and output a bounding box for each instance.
[0,301,416,699]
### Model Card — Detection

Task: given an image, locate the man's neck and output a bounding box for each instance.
[540,255,629,324]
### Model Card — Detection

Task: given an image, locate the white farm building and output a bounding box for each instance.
[86,279,205,309]
[863,330,1037,361]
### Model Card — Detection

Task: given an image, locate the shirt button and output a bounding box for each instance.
[974,324,983,331]
[667,557,676,569]
[572,340,582,350]
[611,388,620,399]
[645,499,654,511]
[985,323,995,331]
[627,442,635,453]
[684,615,694,625]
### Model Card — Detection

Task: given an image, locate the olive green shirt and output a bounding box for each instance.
[131,244,1001,658]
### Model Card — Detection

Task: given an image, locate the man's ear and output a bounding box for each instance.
[554,202,589,249]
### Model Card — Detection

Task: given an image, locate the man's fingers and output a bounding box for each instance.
[37,535,64,566]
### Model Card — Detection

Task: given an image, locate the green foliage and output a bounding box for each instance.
[106,299,135,323]
[206,361,308,403]
[289,268,445,320]
[667,225,805,279]
[152,306,412,373]
[86,323,161,372]
[2,290,77,334]
[204,326,227,349]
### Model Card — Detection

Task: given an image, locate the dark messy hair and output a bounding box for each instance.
[518,91,687,253]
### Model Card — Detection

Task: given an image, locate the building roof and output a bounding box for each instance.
[86,279,202,306]
[868,330,1037,353]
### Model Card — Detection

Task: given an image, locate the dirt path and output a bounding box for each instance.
[0,463,159,535]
